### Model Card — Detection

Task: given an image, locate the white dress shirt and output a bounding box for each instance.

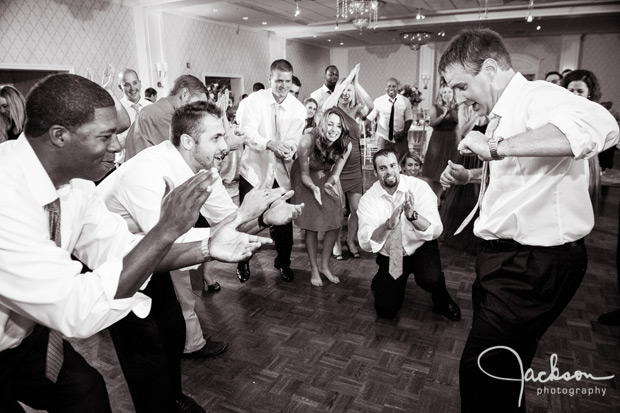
[97,141,236,241]
[239,88,306,190]
[0,137,150,351]
[367,94,414,142]
[310,85,332,109]
[476,73,620,246]
[358,175,442,256]
[116,96,152,164]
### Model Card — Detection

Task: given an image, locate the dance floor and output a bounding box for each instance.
[24,171,620,412]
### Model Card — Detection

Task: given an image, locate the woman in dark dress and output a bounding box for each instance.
[321,64,374,259]
[422,84,459,200]
[291,108,352,286]
[439,104,487,255]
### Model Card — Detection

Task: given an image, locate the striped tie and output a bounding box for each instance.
[45,199,64,383]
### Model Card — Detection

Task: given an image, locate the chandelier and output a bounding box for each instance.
[336,0,384,31]
[400,31,432,50]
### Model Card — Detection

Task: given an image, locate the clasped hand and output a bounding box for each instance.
[270,141,294,160]
[386,203,404,230]
[237,187,286,223]
[263,191,304,226]
[458,130,492,161]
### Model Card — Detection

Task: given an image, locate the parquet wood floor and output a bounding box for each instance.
[24,172,620,413]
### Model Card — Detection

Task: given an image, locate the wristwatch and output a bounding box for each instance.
[488,136,504,161]
[407,210,419,222]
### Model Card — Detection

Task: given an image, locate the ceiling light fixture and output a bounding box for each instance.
[294,0,301,17]
[525,0,534,22]
[400,31,432,51]
[336,0,384,32]
[415,8,425,20]
[478,0,488,20]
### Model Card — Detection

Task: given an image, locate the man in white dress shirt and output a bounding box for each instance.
[310,65,339,109]
[237,59,307,283]
[115,69,152,165]
[357,148,461,321]
[439,28,619,412]
[0,74,270,413]
[97,100,302,412]
[367,78,414,157]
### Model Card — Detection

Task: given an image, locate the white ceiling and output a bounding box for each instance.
[133,0,620,48]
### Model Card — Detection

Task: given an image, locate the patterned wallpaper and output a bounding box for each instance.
[0,0,137,91]
[348,44,419,101]
[286,40,330,102]
[581,33,620,109]
[161,13,272,96]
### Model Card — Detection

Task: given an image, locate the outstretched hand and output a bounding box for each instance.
[208,213,273,263]
[159,170,218,240]
[263,191,304,226]
[237,187,286,223]
[313,186,322,206]
[324,182,339,199]
[101,64,115,91]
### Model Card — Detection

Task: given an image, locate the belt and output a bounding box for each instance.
[484,238,584,251]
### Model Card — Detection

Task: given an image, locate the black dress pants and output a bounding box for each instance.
[108,272,185,413]
[459,239,587,413]
[372,240,450,319]
[239,176,293,268]
[0,325,111,413]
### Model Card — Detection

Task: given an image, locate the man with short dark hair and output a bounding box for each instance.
[310,65,339,108]
[252,82,265,92]
[124,74,208,160]
[98,100,302,412]
[357,148,460,321]
[237,59,307,283]
[0,73,270,412]
[290,75,302,99]
[145,87,158,102]
[439,28,618,412]
[367,78,414,157]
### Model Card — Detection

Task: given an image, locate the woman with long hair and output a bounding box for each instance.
[291,107,352,286]
[303,97,318,133]
[422,84,459,200]
[0,85,26,140]
[321,64,374,259]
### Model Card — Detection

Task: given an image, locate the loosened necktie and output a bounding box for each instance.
[454,114,501,235]
[388,98,395,141]
[44,199,64,383]
[388,208,403,279]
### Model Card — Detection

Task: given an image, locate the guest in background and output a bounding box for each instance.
[252,82,265,92]
[290,76,302,99]
[303,97,318,132]
[438,104,487,255]
[422,84,459,201]
[400,151,423,178]
[311,65,339,108]
[544,71,562,85]
[367,78,414,157]
[291,107,351,286]
[0,85,26,140]
[145,87,157,102]
[322,63,374,260]
[0,113,9,143]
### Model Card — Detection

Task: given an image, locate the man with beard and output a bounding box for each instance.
[357,148,461,321]
[237,59,306,283]
[97,101,303,412]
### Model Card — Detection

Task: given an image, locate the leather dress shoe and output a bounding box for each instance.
[202,280,221,294]
[599,309,620,326]
[236,261,250,283]
[182,338,229,358]
[274,263,294,282]
[433,297,461,321]
[175,394,205,413]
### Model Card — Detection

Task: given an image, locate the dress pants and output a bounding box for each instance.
[108,272,185,413]
[0,325,111,413]
[459,239,587,413]
[377,134,409,159]
[372,240,450,319]
[239,175,293,268]
[170,268,206,353]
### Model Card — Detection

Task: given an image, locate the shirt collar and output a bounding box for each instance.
[266,88,291,110]
[490,72,524,119]
[13,135,59,207]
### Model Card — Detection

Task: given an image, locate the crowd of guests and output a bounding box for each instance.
[1,27,619,413]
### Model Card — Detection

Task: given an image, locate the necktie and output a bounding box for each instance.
[454,114,501,235]
[45,199,64,383]
[131,103,141,115]
[388,203,403,279]
[388,98,395,141]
